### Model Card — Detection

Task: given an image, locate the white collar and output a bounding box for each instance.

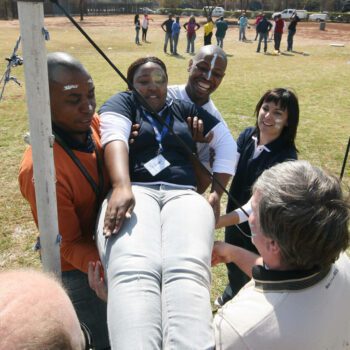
[252,135,271,159]
[177,84,214,110]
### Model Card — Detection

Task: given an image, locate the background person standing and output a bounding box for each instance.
[142,13,153,42]
[204,17,214,45]
[238,12,248,41]
[161,14,174,54]
[134,14,141,45]
[172,16,181,55]
[256,15,272,53]
[274,14,284,53]
[254,12,264,40]
[184,16,200,54]
[215,16,228,48]
[287,12,300,52]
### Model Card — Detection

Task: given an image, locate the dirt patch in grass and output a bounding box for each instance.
[296,21,350,43]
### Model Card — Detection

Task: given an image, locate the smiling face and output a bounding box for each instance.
[186,53,226,106]
[133,62,168,112]
[49,69,96,139]
[258,101,288,143]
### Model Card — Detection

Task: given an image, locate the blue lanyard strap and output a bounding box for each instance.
[144,112,171,153]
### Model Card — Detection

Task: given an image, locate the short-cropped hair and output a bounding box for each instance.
[253,160,349,269]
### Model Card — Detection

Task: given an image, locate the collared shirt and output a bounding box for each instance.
[99,91,236,187]
[167,84,229,172]
[214,254,350,350]
[252,135,271,159]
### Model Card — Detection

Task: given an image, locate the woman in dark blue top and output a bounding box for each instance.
[95,57,236,349]
[217,88,299,306]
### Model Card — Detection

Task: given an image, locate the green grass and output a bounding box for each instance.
[0,15,349,303]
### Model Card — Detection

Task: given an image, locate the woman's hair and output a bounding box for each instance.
[134,14,139,24]
[189,15,195,23]
[255,88,299,149]
[126,56,168,89]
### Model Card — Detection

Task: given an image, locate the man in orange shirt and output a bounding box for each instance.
[19,52,110,349]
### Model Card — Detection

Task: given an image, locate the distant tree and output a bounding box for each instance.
[2,0,13,20]
[161,0,182,8]
[304,0,321,10]
[250,1,263,10]
[197,0,222,17]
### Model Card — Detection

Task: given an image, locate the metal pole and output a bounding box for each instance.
[17,0,61,277]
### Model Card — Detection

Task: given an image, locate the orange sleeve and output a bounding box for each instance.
[55,180,100,273]
[19,148,100,273]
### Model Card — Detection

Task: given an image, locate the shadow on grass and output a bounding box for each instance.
[293,50,311,56]
[281,52,294,56]
[171,54,186,60]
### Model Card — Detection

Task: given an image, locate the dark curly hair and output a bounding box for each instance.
[126,56,168,90]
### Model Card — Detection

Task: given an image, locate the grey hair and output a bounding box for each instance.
[253,160,349,269]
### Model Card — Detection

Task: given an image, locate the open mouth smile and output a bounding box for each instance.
[197,81,211,92]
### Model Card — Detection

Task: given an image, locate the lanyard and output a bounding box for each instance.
[144,112,171,154]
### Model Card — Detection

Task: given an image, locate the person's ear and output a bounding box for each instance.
[266,239,280,256]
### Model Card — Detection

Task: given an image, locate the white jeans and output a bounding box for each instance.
[97,184,215,350]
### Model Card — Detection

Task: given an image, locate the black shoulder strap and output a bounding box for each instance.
[53,131,104,203]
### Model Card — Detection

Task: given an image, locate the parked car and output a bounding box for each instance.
[203,6,225,17]
[272,9,308,20]
[309,13,329,21]
[139,7,156,14]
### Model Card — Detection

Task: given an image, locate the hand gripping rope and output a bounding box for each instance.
[50,0,252,235]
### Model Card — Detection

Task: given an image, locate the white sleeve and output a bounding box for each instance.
[100,111,132,149]
[235,198,252,223]
[208,123,238,175]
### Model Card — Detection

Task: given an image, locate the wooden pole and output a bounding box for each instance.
[17,0,61,277]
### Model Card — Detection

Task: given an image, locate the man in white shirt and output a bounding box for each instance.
[168,45,229,191]
[212,160,350,350]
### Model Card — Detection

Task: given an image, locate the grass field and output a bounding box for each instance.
[0,14,349,304]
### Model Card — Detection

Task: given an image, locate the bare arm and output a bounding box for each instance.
[216,210,239,229]
[186,116,213,193]
[191,158,212,194]
[212,241,262,278]
[216,199,252,228]
[208,173,231,222]
[103,140,135,236]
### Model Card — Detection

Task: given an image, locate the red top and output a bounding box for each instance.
[255,15,263,25]
[274,18,284,33]
[19,115,109,273]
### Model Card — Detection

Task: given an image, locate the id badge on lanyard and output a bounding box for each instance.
[143,112,171,176]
